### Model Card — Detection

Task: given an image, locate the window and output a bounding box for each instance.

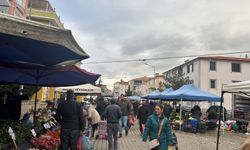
[232,63,241,72]
[191,64,194,72]
[210,79,216,89]
[210,61,216,71]
[187,64,193,73]
[187,65,190,73]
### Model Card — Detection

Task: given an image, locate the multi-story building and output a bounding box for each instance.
[128,77,152,96]
[163,56,250,111]
[113,80,129,97]
[141,75,166,96]
[26,0,63,28]
[96,84,112,96]
[0,0,29,18]
[27,0,63,101]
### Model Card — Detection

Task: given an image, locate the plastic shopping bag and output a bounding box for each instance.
[77,136,83,150]
[82,135,94,150]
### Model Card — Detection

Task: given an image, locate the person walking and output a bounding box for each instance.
[137,100,150,134]
[103,98,122,150]
[143,104,172,150]
[118,94,132,137]
[87,102,101,138]
[55,90,86,150]
[96,96,109,120]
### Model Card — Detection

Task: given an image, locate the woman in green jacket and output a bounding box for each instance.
[143,104,172,150]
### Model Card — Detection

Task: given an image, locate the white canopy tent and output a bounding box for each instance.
[55,84,101,94]
[223,80,250,95]
[216,80,250,150]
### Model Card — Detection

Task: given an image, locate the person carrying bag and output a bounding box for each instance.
[149,119,164,149]
[143,104,173,150]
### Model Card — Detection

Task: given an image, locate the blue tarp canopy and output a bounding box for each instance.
[160,84,221,102]
[143,90,161,99]
[159,88,174,98]
[143,88,174,99]
[128,96,142,101]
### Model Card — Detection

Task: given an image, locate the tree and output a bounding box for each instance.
[125,85,132,96]
[165,70,193,90]
[158,81,165,92]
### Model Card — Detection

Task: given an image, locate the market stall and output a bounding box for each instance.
[216,81,250,150]
[0,13,100,149]
[160,84,221,132]
[142,90,161,99]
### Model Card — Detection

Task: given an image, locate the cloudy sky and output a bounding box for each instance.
[50,0,250,89]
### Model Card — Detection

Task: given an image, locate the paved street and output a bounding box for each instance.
[94,124,149,150]
[94,121,248,150]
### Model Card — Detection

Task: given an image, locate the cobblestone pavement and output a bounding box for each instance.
[94,124,149,150]
[94,123,248,150]
[175,130,246,150]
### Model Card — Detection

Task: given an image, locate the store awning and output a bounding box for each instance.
[0,13,89,67]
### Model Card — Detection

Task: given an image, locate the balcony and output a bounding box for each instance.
[26,8,63,28]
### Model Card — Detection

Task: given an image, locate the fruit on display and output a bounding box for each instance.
[44,130,60,139]
[31,137,60,150]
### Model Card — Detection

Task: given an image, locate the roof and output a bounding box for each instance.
[115,79,128,85]
[130,76,152,81]
[199,56,250,62]
[163,56,250,74]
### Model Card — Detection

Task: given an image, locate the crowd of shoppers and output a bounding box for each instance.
[1,87,175,150]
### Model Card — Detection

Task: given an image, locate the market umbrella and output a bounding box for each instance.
[0,65,100,87]
[0,13,89,67]
[0,64,101,121]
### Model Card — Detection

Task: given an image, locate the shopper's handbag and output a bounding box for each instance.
[149,119,165,149]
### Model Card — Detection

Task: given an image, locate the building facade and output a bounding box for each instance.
[0,0,29,18]
[128,77,151,96]
[140,75,166,96]
[163,56,250,111]
[113,80,129,97]
[26,0,63,28]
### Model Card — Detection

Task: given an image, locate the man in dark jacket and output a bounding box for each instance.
[7,87,24,120]
[117,94,132,137]
[55,90,86,150]
[137,101,150,134]
[103,98,122,150]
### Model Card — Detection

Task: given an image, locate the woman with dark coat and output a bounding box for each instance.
[143,104,172,150]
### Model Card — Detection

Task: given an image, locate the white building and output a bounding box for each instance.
[163,56,250,111]
[128,77,151,96]
[140,75,166,96]
[113,80,129,97]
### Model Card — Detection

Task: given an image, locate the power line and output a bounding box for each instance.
[82,50,250,64]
